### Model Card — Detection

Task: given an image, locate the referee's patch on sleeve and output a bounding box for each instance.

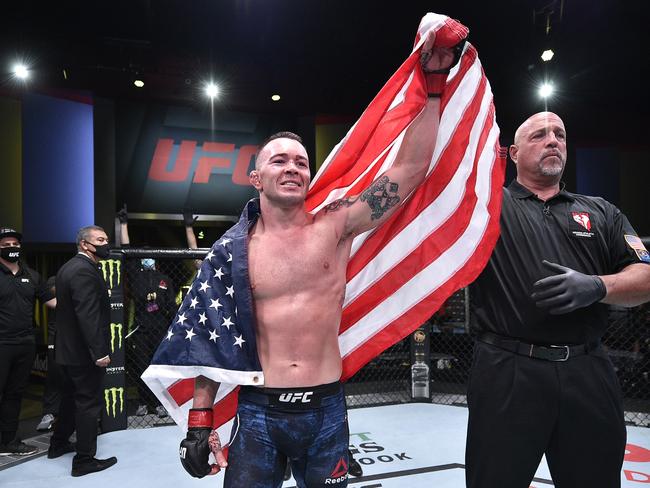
[635,249,650,263]
[625,234,650,263]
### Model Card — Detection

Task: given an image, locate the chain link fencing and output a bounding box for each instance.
[119,249,204,428]
[118,249,650,428]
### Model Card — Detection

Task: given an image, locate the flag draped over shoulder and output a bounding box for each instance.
[142,200,263,439]
[143,12,505,451]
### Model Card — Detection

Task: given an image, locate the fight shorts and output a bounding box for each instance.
[223,381,350,488]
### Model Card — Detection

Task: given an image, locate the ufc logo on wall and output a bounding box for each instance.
[278,392,314,403]
[148,139,257,186]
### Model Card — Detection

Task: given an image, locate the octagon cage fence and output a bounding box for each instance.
[108,242,650,429]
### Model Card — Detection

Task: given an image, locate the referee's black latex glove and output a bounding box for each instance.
[531,260,607,315]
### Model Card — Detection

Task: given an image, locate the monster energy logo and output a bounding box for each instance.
[99,259,122,289]
[110,323,123,353]
[104,387,124,417]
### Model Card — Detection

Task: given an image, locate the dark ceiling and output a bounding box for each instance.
[1,0,648,145]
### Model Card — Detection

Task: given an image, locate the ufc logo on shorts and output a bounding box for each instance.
[278,391,313,403]
[179,446,187,459]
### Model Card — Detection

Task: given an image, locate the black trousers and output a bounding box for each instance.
[0,343,35,444]
[51,364,105,460]
[42,346,65,415]
[466,340,626,488]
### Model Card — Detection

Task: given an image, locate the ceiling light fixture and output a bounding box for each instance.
[134,79,144,88]
[539,82,554,98]
[541,49,555,62]
[13,64,29,80]
[271,94,281,102]
[205,82,219,99]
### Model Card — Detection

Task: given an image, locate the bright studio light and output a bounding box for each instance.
[539,82,554,98]
[13,64,29,79]
[205,82,219,99]
[133,79,144,88]
[541,49,555,62]
[271,94,281,102]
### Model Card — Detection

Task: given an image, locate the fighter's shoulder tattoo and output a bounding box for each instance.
[360,175,400,220]
[324,196,359,213]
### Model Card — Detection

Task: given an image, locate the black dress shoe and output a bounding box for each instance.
[71,456,117,477]
[47,441,75,459]
[348,453,363,477]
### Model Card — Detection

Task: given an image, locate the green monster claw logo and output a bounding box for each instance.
[104,387,124,417]
[109,323,123,353]
[98,259,122,289]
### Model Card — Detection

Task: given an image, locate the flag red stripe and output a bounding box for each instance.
[167,378,195,407]
[340,138,505,379]
[212,388,240,429]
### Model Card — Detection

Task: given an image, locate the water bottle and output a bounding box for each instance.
[411,352,430,399]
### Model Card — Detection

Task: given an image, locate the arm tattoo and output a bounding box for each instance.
[324,196,359,213]
[360,175,400,220]
[323,176,400,221]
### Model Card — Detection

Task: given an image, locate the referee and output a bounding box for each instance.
[466,112,650,488]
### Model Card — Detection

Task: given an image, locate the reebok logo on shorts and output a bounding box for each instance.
[325,457,348,484]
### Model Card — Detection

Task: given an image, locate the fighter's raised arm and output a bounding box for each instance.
[322,31,460,240]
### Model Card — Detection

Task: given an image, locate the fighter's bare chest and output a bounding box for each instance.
[248,229,341,291]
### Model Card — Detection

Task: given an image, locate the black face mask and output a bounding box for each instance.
[89,243,111,260]
[1,247,21,263]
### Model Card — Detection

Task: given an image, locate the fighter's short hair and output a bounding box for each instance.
[255,131,304,168]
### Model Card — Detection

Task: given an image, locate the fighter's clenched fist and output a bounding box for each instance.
[179,408,227,478]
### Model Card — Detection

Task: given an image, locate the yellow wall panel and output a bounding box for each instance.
[0,97,22,229]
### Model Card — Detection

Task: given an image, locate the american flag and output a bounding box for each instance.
[306,13,505,379]
[143,12,505,455]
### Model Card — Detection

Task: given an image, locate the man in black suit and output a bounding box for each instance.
[47,225,118,477]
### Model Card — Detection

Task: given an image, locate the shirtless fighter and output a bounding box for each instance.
[180,31,459,487]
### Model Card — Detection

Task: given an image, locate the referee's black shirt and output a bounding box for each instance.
[0,262,53,344]
[470,179,649,345]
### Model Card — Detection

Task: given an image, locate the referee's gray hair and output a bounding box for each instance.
[76,225,106,246]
